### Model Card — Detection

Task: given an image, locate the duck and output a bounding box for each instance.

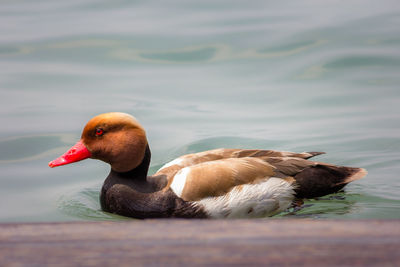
[49,112,367,219]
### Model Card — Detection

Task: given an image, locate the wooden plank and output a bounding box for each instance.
[0,219,399,266]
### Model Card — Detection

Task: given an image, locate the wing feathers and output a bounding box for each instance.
[263,157,316,176]
[156,148,324,178]
[173,158,276,201]
[157,148,362,202]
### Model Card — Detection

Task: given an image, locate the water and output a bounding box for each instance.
[1,0,399,222]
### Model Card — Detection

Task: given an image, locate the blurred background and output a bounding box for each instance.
[0,0,399,222]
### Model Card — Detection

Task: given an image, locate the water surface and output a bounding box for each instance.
[1,0,400,221]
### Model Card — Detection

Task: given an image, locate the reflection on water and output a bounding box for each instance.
[58,187,129,221]
[279,193,357,218]
[0,0,400,222]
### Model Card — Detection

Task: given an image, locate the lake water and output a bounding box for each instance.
[1,0,399,222]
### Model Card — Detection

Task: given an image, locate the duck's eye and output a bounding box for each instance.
[95,128,104,136]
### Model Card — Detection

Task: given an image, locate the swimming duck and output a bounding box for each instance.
[49,112,367,219]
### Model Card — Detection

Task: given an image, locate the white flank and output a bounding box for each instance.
[195,178,295,219]
[170,167,190,197]
[158,158,183,171]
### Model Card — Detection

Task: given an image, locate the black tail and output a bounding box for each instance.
[293,164,367,199]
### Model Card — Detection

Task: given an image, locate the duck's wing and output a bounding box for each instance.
[164,157,276,201]
[158,150,367,202]
[163,155,319,202]
[155,148,324,180]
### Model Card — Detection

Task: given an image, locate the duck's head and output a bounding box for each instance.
[49,112,148,172]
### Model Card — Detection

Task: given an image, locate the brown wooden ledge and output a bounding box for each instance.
[0,219,399,266]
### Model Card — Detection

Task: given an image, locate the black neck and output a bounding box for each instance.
[103,144,167,194]
[111,144,151,180]
[101,144,151,210]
